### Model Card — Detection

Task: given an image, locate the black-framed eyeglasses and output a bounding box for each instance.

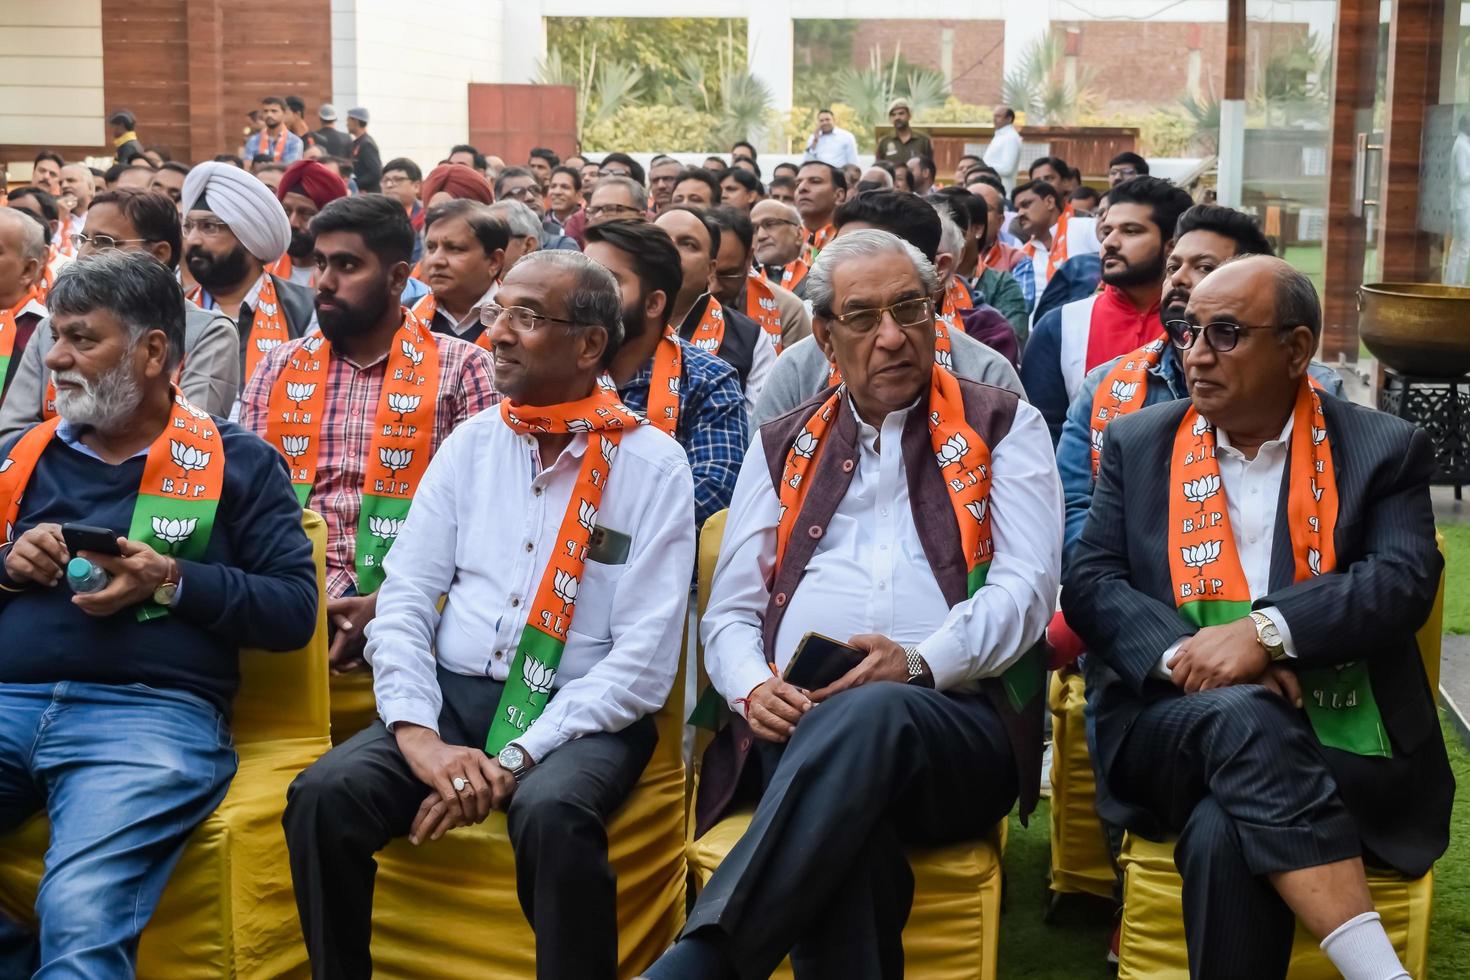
[828,296,933,335]
[1164,318,1278,353]
[599,167,631,178]
[72,232,151,251]
[752,219,800,234]
[586,204,643,219]
[480,303,584,333]
[1108,167,1139,180]
[500,185,542,201]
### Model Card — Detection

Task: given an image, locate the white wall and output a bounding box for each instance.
[1,0,104,150]
[333,0,503,168]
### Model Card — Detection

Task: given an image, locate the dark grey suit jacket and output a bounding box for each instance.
[1062,393,1453,876]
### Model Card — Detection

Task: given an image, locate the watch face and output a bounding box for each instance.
[499,745,524,770]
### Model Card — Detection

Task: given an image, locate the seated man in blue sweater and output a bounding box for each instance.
[0,251,318,978]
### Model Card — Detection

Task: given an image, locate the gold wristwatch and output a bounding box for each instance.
[1249,610,1287,662]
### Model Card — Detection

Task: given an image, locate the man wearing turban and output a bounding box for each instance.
[180,162,317,407]
[269,160,349,287]
[421,163,494,207]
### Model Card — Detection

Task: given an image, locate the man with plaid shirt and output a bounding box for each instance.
[585,220,747,528]
[242,196,496,675]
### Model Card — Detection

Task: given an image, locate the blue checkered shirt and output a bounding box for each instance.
[618,337,748,529]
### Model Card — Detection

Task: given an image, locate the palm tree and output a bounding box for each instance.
[1001,30,1095,125]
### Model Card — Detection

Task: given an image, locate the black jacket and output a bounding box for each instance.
[1062,393,1453,877]
[678,294,760,392]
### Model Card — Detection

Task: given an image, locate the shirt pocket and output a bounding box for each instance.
[557,558,626,681]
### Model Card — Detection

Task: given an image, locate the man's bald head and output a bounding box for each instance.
[1192,254,1320,342]
[750,198,804,267]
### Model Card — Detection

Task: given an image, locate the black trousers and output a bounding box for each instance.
[685,682,1018,980]
[282,665,658,980]
[1109,685,1362,980]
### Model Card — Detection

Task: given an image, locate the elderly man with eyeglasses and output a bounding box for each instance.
[645,229,1061,979]
[586,176,650,227]
[0,189,241,438]
[494,166,579,251]
[749,198,809,292]
[284,248,696,980]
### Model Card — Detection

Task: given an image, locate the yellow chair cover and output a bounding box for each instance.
[329,667,379,744]
[365,532,696,979]
[1047,668,1116,900]
[1115,537,1446,979]
[0,511,333,980]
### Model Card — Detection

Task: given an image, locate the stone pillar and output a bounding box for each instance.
[503,0,547,85]
[747,0,794,139]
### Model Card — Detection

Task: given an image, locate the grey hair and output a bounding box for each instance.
[764,200,802,226]
[486,199,540,239]
[48,251,186,371]
[4,208,47,267]
[594,176,648,214]
[514,250,626,366]
[805,229,939,319]
[934,209,964,262]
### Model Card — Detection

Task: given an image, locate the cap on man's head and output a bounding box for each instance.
[317,103,339,122]
[887,98,911,115]
[347,107,370,124]
[108,110,136,129]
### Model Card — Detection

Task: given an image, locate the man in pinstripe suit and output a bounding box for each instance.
[1063,255,1452,980]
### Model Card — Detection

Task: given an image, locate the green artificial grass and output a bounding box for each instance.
[998,714,1470,977]
[1442,524,1470,635]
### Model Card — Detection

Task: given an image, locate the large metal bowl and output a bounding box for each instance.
[1359,283,1470,377]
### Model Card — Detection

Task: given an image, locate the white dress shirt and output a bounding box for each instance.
[744,327,777,420]
[1156,418,1298,677]
[804,127,860,169]
[364,406,697,762]
[702,396,1063,711]
[430,281,499,339]
[983,124,1023,191]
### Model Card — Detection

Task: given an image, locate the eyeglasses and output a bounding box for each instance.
[827,296,933,334]
[380,175,414,187]
[71,232,151,251]
[586,204,643,219]
[500,185,542,200]
[1108,167,1139,180]
[480,303,584,333]
[714,270,749,283]
[182,218,230,238]
[1164,319,1278,353]
[752,219,799,234]
[599,167,631,178]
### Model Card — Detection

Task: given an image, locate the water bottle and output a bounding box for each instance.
[66,557,109,594]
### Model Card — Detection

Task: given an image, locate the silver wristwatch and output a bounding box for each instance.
[497,743,533,782]
[903,645,927,685]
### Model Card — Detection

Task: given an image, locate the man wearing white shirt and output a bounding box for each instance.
[283,250,696,980]
[982,106,1023,193]
[411,199,508,343]
[803,109,860,170]
[644,230,1061,979]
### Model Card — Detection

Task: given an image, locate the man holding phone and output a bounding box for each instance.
[646,230,1063,979]
[0,251,317,976]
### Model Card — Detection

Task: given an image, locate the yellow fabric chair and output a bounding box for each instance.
[1046,668,1116,903]
[329,668,378,744]
[364,575,691,978]
[685,510,1008,980]
[1116,536,1446,979]
[0,510,332,980]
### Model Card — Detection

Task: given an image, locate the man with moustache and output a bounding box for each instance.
[410,199,508,343]
[0,189,240,437]
[749,199,808,292]
[648,156,683,215]
[242,194,496,676]
[586,177,649,228]
[0,209,49,401]
[584,219,747,527]
[1021,176,1194,442]
[269,160,349,288]
[705,206,810,355]
[793,162,845,266]
[179,163,315,407]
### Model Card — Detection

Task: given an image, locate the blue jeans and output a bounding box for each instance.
[0,682,237,979]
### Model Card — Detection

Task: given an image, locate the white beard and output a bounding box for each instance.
[53,359,144,431]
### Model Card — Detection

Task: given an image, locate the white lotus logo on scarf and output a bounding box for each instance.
[565,418,592,433]
[596,373,617,392]
[400,339,425,367]
[935,348,954,371]
[577,499,597,532]
[1312,426,1327,446]
[600,439,618,465]
[1143,339,1166,354]
[286,382,317,406]
[936,433,969,468]
[1308,547,1322,576]
[552,569,578,611]
[256,337,282,353]
[1090,428,1104,453]
[965,499,988,525]
[792,430,818,458]
[259,301,278,316]
[522,657,556,695]
[1182,475,1221,507]
[301,336,324,355]
[170,440,212,473]
[387,393,421,419]
[1180,540,1222,568]
[176,396,210,420]
[368,516,402,540]
[280,434,310,459]
[1192,415,1212,437]
[0,458,11,473]
[380,447,414,475]
[695,338,719,352]
[151,516,197,547]
[1109,380,1139,403]
[668,376,680,395]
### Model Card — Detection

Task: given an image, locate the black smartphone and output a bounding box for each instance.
[783,632,865,692]
[62,523,122,557]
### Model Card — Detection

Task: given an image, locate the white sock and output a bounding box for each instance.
[1319,911,1410,980]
